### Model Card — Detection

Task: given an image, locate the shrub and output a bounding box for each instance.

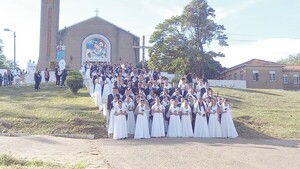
[66,70,83,94]
[48,60,57,71]
[68,69,82,77]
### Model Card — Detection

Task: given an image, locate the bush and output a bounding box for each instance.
[48,60,57,71]
[68,69,82,77]
[66,70,83,94]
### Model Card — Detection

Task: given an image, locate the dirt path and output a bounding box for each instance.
[1,135,300,169]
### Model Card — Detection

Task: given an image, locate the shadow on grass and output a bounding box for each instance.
[99,115,299,149]
[229,88,282,96]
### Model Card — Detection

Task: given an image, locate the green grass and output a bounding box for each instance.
[0,154,85,169]
[215,87,300,139]
[0,84,107,138]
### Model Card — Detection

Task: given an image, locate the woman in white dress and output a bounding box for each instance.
[220,99,238,138]
[167,99,182,137]
[94,75,102,107]
[151,97,165,138]
[193,98,210,138]
[195,79,205,99]
[208,98,222,137]
[113,100,128,139]
[180,99,194,137]
[102,74,111,99]
[134,99,151,139]
[108,95,119,137]
[124,95,136,137]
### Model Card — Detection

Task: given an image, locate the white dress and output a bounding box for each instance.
[113,105,128,139]
[208,105,222,137]
[220,104,238,138]
[195,84,205,99]
[151,104,165,137]
[180,105,194,137]
[167,105,182,137]
[87,78,94,96]
[108,101,118,135]
[102,77,111,99]
[193,104,210,138]
[124,100,136,135]
[94,79,102,107]
[134,105,150,139]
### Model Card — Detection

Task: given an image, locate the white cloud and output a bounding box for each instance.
[215,38,300,68]
[215,0,258,21]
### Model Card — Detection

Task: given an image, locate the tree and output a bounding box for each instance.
[0,38,14,69]
[278,53,300,65]
[148,0,227,77]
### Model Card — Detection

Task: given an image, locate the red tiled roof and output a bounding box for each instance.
[242,59,279,65]
[222,58,284,74]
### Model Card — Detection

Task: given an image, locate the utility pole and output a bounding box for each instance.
[132,35,152,68]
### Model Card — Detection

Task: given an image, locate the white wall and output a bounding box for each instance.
[0,69,7,75]
[160,72,176,82]
[208,79,247,89]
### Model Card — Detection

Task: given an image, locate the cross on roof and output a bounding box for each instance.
[95,8,99,16]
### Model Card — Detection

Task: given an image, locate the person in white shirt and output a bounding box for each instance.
[59,57,66,71]
[14,69,20,88]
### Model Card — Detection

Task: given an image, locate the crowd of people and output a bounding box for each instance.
[0,69,24,88]
[0,58,68,90]
[83,62,238,140]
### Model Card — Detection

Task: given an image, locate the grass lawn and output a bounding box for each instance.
[0,154,85,169]
[215,87,300,139]
[0,84,106,138]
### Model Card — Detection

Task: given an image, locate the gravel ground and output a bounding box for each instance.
[1,135,299,169]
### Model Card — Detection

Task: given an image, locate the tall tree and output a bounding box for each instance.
[0,38,13,69]
[148,0,228,77]
[278,53,300,65]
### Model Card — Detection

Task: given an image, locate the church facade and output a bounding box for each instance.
[57,17,140,69]
[37,0,140,70]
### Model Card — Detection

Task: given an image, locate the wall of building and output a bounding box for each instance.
[37,0,60,71]
[282,71,300,90]
[245,66,283,89]
[59,17,139,69]
[222,67,246,81]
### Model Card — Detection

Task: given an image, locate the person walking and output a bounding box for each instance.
[0,73,3,86]
[34,70,42,90]
[44,68,50,87]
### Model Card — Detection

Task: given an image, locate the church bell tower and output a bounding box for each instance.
[37,0,60,70]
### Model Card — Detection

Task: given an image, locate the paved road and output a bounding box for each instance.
[1,135,300,169]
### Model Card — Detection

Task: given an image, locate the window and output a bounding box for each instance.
[252,70,259,81]
[228,74,232,80]
[293,74,300,84]
[234,73,237,80]
[269,71,276,82]
[283,74,288,84]
[240,71,244,80]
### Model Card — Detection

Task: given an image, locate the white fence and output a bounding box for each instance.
[208,79,246,89]
[0,69,7,75]
[160,72,176,81]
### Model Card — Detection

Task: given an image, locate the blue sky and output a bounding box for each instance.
[1,0,300,69]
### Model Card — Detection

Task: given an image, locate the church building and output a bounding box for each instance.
[37,0,140,70]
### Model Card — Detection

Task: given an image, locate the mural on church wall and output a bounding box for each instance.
[82,34,111,64]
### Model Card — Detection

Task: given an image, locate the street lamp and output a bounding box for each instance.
[3,28,16,70]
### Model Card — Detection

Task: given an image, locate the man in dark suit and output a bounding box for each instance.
[168,82,177,96]
[106,86,120,126]
[106,87,121,112]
